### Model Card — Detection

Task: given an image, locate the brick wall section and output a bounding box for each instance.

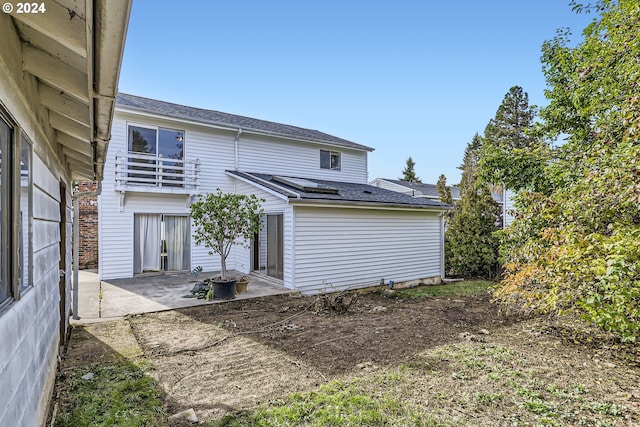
[77,181,98,269]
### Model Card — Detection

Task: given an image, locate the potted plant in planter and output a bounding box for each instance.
[190,189,264,300]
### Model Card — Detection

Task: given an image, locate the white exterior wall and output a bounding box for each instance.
[0,114,71,427]
[503,189,516,228]
[232,179,290,281]
[238,134,368,183]
[100,110,369,279]
[292,206,443,294]
[100,113,239,279]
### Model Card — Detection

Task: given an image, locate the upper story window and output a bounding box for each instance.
[320,149,341,171]
[127,124,185,187]
[128,125,184,160]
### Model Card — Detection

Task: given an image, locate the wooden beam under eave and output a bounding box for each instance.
[50,111,90,142]
[62,146,92,164]
[68,160,95,181]
[9,2,87,57]
[22,44,89,103]
[39,84,90,126]
[56,132,92,157]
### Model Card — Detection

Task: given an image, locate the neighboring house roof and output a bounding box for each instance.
[228,171,451,210]
[383,179,460,200]
[116,93,374,152]
[375,178,502,204]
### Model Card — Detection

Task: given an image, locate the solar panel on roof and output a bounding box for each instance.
[272,176,339,194]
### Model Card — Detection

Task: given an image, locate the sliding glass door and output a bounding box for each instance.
[134,214,190,274]
[253,214,283,280]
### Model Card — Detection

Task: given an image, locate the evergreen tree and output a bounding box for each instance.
[399,157,421,182]
[479,86,549,193]
[436,174,452,205]
[444,136,500,279]
[484,86,536,149]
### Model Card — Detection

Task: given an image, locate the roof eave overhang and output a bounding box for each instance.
[115,106,375,152]
[91,0,132,181]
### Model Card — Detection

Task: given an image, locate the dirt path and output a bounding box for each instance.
[125,292,517,420]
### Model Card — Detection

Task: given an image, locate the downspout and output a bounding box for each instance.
[234,128,242,171]
[72,182,102,320]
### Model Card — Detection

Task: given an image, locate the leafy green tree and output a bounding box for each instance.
[190,190,264,280]
[494,0,640,341]
[399,157,421,182]
[436,174,452,205]
[445,136,500,279]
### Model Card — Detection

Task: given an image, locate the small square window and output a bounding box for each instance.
[320,150,341,171]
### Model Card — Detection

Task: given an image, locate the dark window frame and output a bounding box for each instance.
[0,108,23,312]
[320,149,341,171]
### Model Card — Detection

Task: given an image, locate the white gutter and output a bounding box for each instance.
[72,182,102,320]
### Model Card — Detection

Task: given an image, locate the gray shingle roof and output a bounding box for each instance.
[116,93,373,152]
[229,171,451,209]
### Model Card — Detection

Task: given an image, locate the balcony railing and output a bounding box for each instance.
[115,151,200,194]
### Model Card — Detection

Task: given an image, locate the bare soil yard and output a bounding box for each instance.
[58,286,640,426]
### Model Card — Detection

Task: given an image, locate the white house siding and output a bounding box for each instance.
[0,152,70,427]
[232,179,290,279]
[283,205,294,288]
[238,134,368,184]
[503,189,516,228]
[292,206,442,294]
[101,109,370,280]
[100,114,239,279]
[99,192,194,279]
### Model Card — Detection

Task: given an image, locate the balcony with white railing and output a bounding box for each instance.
[115,151,200,195]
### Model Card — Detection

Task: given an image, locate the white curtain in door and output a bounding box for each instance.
[165,216,190,271]
[134,214,161,273]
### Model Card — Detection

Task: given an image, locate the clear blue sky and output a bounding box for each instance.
[118,1,595,185]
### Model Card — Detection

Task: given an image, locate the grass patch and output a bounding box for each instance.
[397,280,494,298]
[210,377,443,427]
[54,362,165,427]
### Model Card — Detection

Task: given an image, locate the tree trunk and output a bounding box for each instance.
[220,255,227,280]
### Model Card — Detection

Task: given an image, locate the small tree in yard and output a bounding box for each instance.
[445,135,500,279]
[190,190,264,280]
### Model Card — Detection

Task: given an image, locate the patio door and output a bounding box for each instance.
[252,214,284,280]
[134,214,190,273]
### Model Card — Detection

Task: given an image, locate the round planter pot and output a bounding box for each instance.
[236,278,249,294]
[211,279,236,300]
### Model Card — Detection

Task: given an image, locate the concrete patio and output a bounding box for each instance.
[73,269,294,324]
